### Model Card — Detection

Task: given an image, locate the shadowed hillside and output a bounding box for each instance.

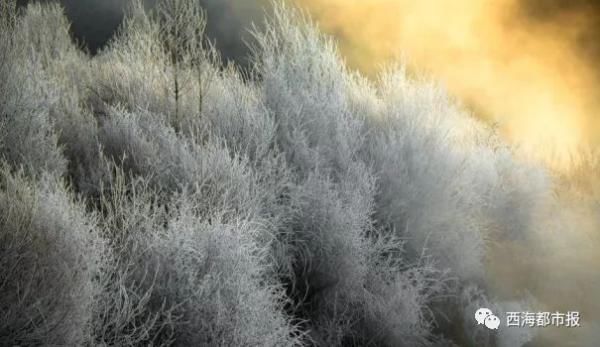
[1,1,598,346]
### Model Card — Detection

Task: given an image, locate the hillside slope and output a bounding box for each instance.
[1,1,588,346]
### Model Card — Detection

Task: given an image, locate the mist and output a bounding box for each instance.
[296,0,600,168]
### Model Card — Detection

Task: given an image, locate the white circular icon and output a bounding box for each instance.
[475,307,493,325]
[484,314,501,330]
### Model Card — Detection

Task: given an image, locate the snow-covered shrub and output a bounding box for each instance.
[357,68,551,282]
[252,5,462,344]
[0,165,105,346]
[94,170,300,346]
[0,3,67,177]
[97,106,266,221]
[197,66,277,162]
[254,4,364,177]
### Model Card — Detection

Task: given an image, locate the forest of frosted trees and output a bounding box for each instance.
[3,1,596,346]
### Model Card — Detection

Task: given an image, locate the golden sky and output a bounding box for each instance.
[292,0,600,169]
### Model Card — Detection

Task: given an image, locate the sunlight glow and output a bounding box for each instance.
[293,0,600,170]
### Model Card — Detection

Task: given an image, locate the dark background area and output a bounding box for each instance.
[15,0,267,66]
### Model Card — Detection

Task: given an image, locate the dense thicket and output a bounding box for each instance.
[0,1,555,346]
